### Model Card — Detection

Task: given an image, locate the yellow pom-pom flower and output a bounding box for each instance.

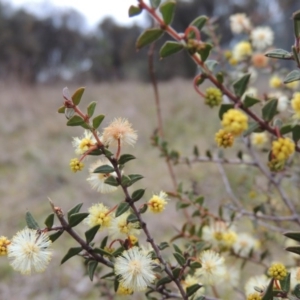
[0,236,10,256]
[205,87,223,108]
[117,283,134,295]
[247,293,262,300]
[272,137,295,161]
[268,262,287,280]
[291,92,300,118]
[69,158,84,172]
[215,129,234,148]
[148,191,168,213]
[221,109,248,136]
[269,75,282,88]
[85,203,113,229]
[232,41,252,61]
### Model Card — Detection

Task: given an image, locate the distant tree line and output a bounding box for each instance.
[0,0,297,84]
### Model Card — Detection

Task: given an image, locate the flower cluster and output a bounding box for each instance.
[221,109,248,136]
[204,87,223,108]
[268,262,287,280]
[215,129,234,148]
[271,137,295,161]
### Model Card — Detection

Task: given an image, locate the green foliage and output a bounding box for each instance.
[93,115,105,129]
[262,99,278,122]
[136,29,164,50]
[131,189,145,201]
[85,225,101,244]
[87,261,98,281]
[61,247,82,264]
[115,203,130,217]
[25,211,40,230]
[265,49,292,59]
[44,214,54,229]
[160,41,184,58]
[69,213,89,227]
[87,102,97,118]
[128,5,143,17]
[93,165,115,174]
[159,1,176,25]
[233,73,251,97]
[72,87,85,106]
[67,203,83,222]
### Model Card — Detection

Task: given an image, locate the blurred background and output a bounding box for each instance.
[0,0,297,84]
[0,0,299,299]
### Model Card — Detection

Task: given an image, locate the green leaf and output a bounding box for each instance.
[280,124,293,135]
[127,214,139,223]
[292,124,300,142]
[127,174,144,186]
[136,29,164,50]
[261,279,274,300]
[190,261,202,269]
[173,252,185,266]
[159,41,183,58]
[198,43,212,62]
[57,105,65,113]
[158,242,169,250]
[131,189,145,201]
[115,203,130,217]
[85,225,100,244]
[87,101,96,118]
[294,283,300,298]
[93,164,115,174]
[284,231,300,242]
[139,204,148,214]
[61,247,82,264]
[67,203,83,222]
[118,154,136,165]
[88,261,98,281]
[205,60,218,72]
[262,99,278,122]
[195,196,204,205]
[280,272,290,292]
[112,246,125,257]
[243,122,262,137]
[150,0,161,8]
[128,5,142,17]
[243,95,261,108]
[286,246,300,255]
[293,10,300,39]
[186,284,202,297]
[101,271,115,279]
[69,212,89,227]
[66,115,85,126]
[25,211,40,230]
[92,114,105,129]
[104,176,119,187]
[284,69,300,83]
[172,267,181,279]
[173,244,183,254]
[72,87,85,106]
[44,213,54,229]
[188,15,208,38]
[159,0,176,25]
[218,104,234,120]
[156,276,172,287]
[265,49,292,60]
[233,73,251,97]
[100,236,108,249]
[93,247,112,257]
[49,230,63,242]
[121,175,131,186]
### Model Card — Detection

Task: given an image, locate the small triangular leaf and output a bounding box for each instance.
[67,115,85,126]
[284,69,300,83]
[262,99,278,122]
[87,101,97,118]
[93,114,105,129]
[160,41,184,58]
[72,87,85,106]
[44,213,54,229]
[265,49,292,60]
[49,230,63,242]
[85,225,101,244]
[115,203,130,217]
[118,154,136,165]
[159,0,176,25]
[188,15,208,38]
[136,28,164,50]
[233,73,251,97]
[88,261,98,281]
[128,5,142,17]
[243,95,261,108]
[61,247,82,264]
[25,211,40,230]
[93,164,115,174]
[131,189,145,202]
[67,203,83,222]
[69,212,89,227]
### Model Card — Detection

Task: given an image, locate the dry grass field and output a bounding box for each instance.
[0,79,276,299]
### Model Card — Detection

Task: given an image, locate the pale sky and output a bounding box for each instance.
[8,0,148,29]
